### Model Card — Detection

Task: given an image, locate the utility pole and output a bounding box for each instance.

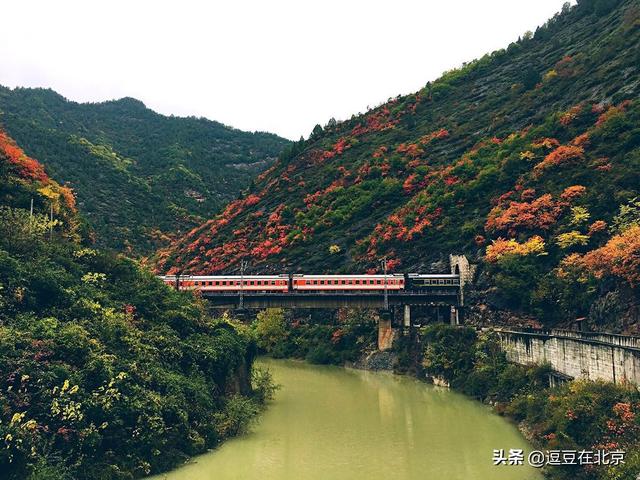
[380,256,388,310]
[239,260,248,309]
[49,204,53,241]
[29,198,34,233]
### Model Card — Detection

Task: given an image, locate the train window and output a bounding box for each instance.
[271,280,275,285]
[341,280,346,285]
[355,280,360,285]
[215,281,219,285]
[320,280,325,285]
[376,279,381,284]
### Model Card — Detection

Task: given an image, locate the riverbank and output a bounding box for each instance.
[251,308,640,479]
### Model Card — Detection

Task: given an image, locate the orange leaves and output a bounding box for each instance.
[419,128,449,145]
[486,187,585,235]
[559,185,586,201]
[571,133,590,147]
[372,146,388,159]
[485,194,563,235]
[559,104,583,126]
[534,145,584,173]
[244,194,261,206]
[396,128,449,161]
[587,220,607,235]
[567,225,640,287]
[396,142,423,158]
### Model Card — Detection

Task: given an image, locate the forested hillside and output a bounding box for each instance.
[157,0,640,331]
[0,130,271,479]
[0,87,290,254]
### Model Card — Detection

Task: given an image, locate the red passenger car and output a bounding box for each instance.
[292,274,404,291]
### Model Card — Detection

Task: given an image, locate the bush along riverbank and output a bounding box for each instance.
[250,308,640,479]
[0,237,277,480]
[251,308,378,365]
[0,134,276,480]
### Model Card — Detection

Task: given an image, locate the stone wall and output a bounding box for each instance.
[497,329,640,386]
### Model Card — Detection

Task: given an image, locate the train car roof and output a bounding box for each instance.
[160,275,286,279]
[407,273,460,278]
[295,274,404,278]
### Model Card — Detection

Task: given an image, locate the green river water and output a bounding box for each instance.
[152,358,542,480]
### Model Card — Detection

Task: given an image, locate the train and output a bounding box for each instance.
[159,273,460,293]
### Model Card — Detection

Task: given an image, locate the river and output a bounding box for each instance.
[151,358,542,480]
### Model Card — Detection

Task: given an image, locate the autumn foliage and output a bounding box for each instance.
[0,129,76,212]
[567,225,640,287]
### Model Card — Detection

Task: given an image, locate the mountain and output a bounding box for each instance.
[0,87,290,254]
[156,0,640,330]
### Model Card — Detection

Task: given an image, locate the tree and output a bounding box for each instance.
[253,308,288,355]
[522,67,541,90]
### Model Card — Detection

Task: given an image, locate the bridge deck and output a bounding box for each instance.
[202,289,460,308]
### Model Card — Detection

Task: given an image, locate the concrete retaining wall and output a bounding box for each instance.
[497,329,640,386]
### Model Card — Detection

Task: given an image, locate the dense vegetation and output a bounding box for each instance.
[157,0,640,332]
[0,87,290,254]
[0,130,272,479]
[251,308,377,365]
[421,324,640,480]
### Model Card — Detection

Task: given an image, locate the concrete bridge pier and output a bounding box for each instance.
[377,314,394,351]
[403,305,411,328]
[450,306,459,325]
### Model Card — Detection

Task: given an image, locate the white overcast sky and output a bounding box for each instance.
[1,0,572,140]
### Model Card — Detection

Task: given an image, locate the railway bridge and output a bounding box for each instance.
[165,255,475,350]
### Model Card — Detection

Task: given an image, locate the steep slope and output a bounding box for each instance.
[0,129,267,479]
[157,0,640,330]
[0,87,290,254]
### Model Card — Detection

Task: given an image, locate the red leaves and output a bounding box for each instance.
[534,145,584,173]
[0,129,77,212]
[403,174,418,194]
[486,194,563,235]
[0,130,49,182]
